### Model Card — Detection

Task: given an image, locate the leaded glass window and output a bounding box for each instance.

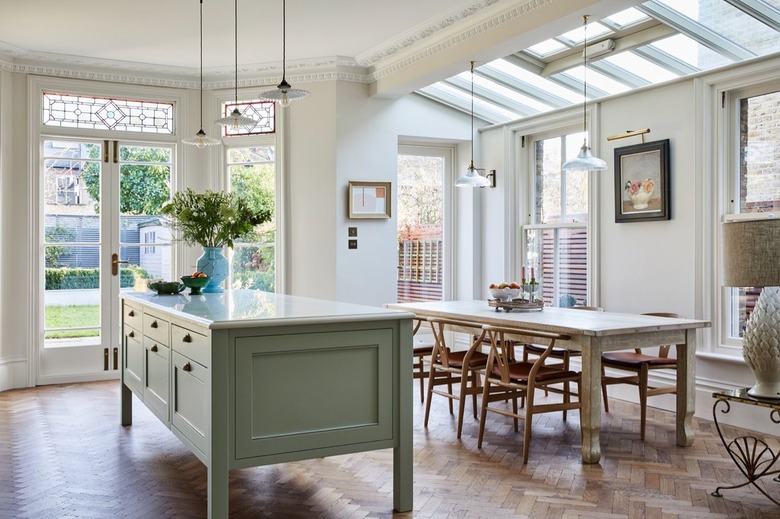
[222,100,276,136]
[42,92,173,133]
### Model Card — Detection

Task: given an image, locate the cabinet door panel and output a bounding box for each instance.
[234,328,394,460]
[172,351,208,456]
[143,312,170,345]
[123,328,143,395]
[144,340,169,423]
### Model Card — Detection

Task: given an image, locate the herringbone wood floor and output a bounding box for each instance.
[1,380,779,518]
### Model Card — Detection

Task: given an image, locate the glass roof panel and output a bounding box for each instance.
[559,21,613,45]
[561,66,631,96]
[486,60,583,104]
[604,7,651,28]
[415,1,780,125]
[527,39,568,58]
[656,0,780,55]
[468,73,553,112]
[601,51,679,83]
[649,33,733,70]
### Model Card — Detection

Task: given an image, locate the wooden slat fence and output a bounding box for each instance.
[397,240,442,302]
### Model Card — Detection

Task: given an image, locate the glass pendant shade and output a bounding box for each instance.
[562,140,607,171]
[216,0,257,128]
[215,108,257,129]
[184,0,220,148]
[455,163,492,188]
[261,79,310,107]
[260,0,309,106]
[183,129,220,148]
[562,15,606,172]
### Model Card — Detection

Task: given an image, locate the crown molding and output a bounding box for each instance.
[367,0,552,82]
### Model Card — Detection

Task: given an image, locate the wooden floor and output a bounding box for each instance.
[1,381,780,518]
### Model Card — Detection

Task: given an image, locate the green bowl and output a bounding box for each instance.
[148,281,186,295]
[181,275,210,295]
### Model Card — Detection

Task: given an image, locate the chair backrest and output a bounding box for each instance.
[639,312,683,356]
[482,324,571,386]
[427,317,487,369]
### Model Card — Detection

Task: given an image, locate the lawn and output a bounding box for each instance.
[45,305,100,339]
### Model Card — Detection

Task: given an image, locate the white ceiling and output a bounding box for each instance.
[0,0,639,94]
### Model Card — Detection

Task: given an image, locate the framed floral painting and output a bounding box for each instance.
[614,139,670,223]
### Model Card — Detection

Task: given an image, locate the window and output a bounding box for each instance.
[522,129,591,307]
[225,143,276,292]
[220,100,276,136]
[43,92,173,133]
[723,85,780,344]
[143,231,156,254]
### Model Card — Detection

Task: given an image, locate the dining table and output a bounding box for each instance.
[385,300,711,464]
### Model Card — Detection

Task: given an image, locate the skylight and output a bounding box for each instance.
[416,0,780,124]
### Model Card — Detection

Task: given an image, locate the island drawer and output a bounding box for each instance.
[144,312,170,345]
[123,301,142,331]
[171,324,210,367]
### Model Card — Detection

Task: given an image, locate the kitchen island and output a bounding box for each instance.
[120,289,414,517]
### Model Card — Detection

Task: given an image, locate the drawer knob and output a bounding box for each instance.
[182,362,192,372]
[151,344,158,352]
[128,310,135,317]
[128,331,134,338]
[151,320,158,328]
[182,333,193,343]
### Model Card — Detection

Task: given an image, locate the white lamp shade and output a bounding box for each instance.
[562,144,608,172]
[722,217,780,287]
[455,167,492,188]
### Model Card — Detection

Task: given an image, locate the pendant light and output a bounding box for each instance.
[454,61,495,188]
[260,0,310,107]
[215,0,257,129]
[183,0,220,148]
[562,15,607,172]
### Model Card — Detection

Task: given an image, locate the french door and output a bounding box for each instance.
[39,138,173,384]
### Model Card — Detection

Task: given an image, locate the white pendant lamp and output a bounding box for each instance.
[562,15,607,172]
[215,0,257,129]
[455,61,495,188]
[183,0,220,148]
[260,0,310,107]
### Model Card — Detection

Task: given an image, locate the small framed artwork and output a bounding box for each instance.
[348,181,391,219]
[614,139,671,223]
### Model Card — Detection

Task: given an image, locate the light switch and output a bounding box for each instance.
[348,227,358,237]
[348,239,357,249]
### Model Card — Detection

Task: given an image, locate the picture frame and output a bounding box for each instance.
[348,181,392,219]
[614,139,670,223]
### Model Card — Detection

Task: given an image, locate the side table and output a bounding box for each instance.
[711,388,780,505]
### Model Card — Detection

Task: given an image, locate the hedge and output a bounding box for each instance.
[45,267,138,290]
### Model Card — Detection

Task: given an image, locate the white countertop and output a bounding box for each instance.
[121,289,414,329]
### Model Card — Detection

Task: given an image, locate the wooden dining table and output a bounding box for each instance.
[385,300,710,464]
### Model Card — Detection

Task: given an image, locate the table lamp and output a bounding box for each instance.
[722,216,780,398]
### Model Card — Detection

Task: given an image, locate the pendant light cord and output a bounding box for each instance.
[198,0,204,128]
[470,60,475,169]
[233,0,238,102]
[281,0,287,81]
[582,15,589,140]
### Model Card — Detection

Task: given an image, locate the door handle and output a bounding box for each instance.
[112,253,129,276]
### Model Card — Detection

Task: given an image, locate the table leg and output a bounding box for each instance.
[676,329,696,447]
[580,338,601,464]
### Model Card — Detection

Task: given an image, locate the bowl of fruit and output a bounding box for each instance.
[148,280,186,295]
[181,272,210,295]
[488,282,522,301]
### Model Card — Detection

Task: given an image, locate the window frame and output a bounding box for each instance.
[512,109,601,308]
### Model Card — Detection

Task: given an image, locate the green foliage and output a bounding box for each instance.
[231,269,275,292]
[45,268,138,289]
[161,189,272,248]
[82,146,171,214]
[558,293,577,308]
[232,245,275,292]
[44,225,75,267]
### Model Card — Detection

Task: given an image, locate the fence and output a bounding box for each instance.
[397,240,442,302]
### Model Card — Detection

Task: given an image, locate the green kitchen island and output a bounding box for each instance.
[120,289,414,517]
